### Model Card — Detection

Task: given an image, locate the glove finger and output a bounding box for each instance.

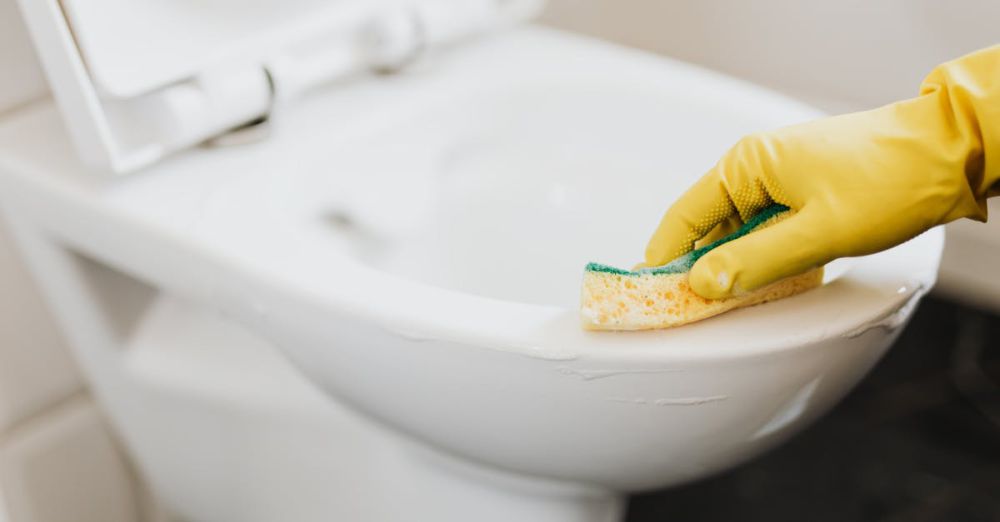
[688,206,832,299]
[643,173,738,267]
[694,215,743,250]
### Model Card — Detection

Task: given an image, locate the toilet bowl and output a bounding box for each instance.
[0,19,941,522]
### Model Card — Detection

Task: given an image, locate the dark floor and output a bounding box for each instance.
[626,295,1000,522]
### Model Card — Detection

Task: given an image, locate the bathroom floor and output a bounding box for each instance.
[626,295,1000,522]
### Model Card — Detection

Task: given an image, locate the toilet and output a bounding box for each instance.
[0,1,942,521]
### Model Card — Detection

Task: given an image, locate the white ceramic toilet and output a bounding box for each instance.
[0,1,943,521]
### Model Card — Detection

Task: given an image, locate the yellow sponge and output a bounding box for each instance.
[580,205,823,331]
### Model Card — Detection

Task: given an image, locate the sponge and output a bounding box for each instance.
[580,205,823,331]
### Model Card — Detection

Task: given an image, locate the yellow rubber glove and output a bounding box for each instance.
[642,45,1000,300]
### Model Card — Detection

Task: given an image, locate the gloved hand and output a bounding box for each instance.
[642,45,1000,299]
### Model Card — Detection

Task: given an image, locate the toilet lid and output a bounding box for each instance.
[56,0,376,99]
[15,0,539,172]
[0,27,944,362]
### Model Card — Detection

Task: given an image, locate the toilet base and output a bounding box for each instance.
[352,446,625,522]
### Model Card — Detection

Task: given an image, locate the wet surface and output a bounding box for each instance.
[627,295,1000,522]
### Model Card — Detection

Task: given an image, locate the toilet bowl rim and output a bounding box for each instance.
[251,223,942,364]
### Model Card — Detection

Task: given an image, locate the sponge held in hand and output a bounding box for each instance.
[580,204,823,331]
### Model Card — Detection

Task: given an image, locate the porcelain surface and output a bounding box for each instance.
[0,27,942,521]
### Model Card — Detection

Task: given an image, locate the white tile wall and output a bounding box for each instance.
[0,217,168,521]
[0,220,171,522]
[0,397,140,522]
[0,220,82,437]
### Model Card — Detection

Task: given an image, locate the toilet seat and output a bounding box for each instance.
[0,27,940,361]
